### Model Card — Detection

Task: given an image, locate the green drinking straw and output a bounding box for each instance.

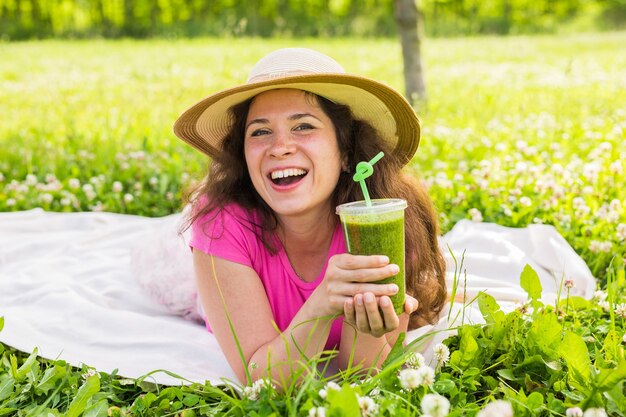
[352,151,384,207]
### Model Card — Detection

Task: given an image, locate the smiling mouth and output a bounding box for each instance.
[269,168,308,186]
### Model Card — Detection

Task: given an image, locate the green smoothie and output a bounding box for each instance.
[336,199,407,314]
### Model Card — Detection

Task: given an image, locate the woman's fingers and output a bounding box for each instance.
[380,296,400,330]
[342,297,356,326]
[403,295,419,315]
[354,294,370,333]
[349,293,399,338]
[329,254,399,282]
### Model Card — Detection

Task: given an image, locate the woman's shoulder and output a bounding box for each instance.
[192,199,257,231]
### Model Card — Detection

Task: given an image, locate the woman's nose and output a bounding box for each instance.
[268,132,296,158]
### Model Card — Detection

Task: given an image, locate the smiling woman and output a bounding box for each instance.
[174,48,447,385]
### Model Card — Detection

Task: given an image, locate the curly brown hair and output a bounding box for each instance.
[184,91,446,329]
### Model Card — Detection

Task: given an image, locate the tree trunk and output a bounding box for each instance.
[393,0,427,106]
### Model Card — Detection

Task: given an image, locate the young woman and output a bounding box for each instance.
[174,48,446,384]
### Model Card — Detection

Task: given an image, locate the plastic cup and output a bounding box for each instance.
[336,198,407,314]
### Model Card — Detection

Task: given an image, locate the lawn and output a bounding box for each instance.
[1,33,625,416]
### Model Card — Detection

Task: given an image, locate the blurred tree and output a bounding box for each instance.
[394,0,427,106]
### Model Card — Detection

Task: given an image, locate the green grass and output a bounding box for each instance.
[1,33,626,415]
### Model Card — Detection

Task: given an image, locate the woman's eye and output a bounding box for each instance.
[250,128,270,137]
[294,123,314,131]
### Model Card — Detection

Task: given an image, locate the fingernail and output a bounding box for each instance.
[364,293,375,303]
[380,297,390,307]
[389,284,399,294]
[379,255,389,264]
[355,294,363,306]
[390,264,400,274]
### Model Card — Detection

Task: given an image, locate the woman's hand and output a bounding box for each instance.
[343,294,419,338]
[310,253,400,317]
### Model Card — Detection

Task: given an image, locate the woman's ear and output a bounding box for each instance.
[342,157,350,173]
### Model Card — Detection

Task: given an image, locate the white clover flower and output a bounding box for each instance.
[593,290,608,302]
[133,182,142,191]
[572,197,586,208]
[589,241,602,254]
[582,186,594,195]
[583,408,608,417]
[85,190,97,201]
[520,196,532,207]
[622,333,626,344]
[89,202,104,212]
[417,366,436,386]
[401,365,436,388]
[318,381,341,399]
[25,174,38,186]
[433,343,450,366]
[398,368,420,390]
[123,193,134,203]
[308,406,326,417]
[68,178,80,189]
[149,176,159,186]
[566,407,583,417]
[615,303,626,319]
[406,351,426,368]
[129,150,146,160]
[582,163,601,182]
[421,393,450,417]
[39,193,53,204]
[609,160,623,175]
[598,300,611,312]
[476,400,513,417]
[469,208,483,222]
[60,198,71,206]
[357,395,378,417]
[564,279,574,289]
[242,378,275,400]
[599,241,612,253]
[617,224,626,241]
[6,198,16,207]
[112,181,123,193]
[81,368,97,381]
[606,210,620,223]
[82,183,94,193]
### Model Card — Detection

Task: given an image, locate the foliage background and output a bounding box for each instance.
[1,0,626,40]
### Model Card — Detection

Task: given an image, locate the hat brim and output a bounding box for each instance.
[173,73,420,164]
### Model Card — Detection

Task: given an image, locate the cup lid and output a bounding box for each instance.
[336,198,407,215]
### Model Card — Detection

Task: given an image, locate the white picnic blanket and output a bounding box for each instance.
[0,209,595,385]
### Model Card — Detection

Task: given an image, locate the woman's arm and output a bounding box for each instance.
[193,250,335,384]
[194,250,400,385]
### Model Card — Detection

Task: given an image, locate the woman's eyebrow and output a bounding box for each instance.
[288,113,321,121]
[246,113,321,131]
[245,118,269,131]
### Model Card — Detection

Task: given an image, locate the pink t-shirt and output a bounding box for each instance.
[190,203,346,350]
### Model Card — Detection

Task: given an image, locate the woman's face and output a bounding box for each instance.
[244,89,343,220]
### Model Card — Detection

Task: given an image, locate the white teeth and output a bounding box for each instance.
[270,168,306,180]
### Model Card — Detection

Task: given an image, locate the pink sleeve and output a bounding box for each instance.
[189,206,255,268]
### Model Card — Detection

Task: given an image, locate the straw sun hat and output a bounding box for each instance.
[173,48,421,164]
